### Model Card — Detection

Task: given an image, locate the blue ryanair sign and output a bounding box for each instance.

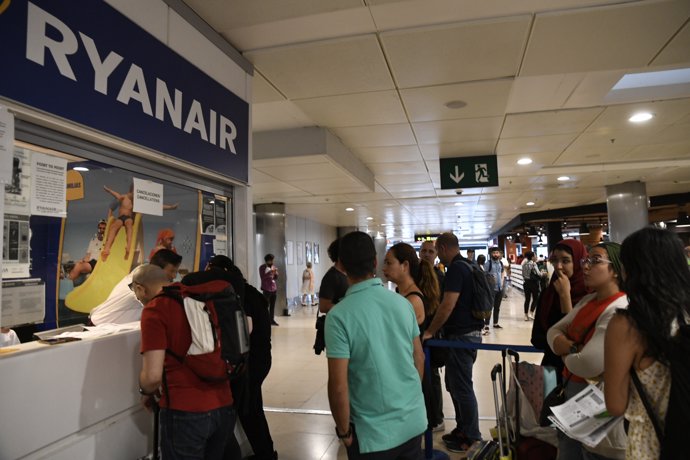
[0,0,249,183]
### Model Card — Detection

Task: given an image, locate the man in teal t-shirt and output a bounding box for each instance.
[326,231,426,458]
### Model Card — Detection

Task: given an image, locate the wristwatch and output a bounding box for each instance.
[568,343,578,355]
[139,386,154,396]
[335,424,352,439]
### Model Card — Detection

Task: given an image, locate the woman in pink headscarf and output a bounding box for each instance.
[149,228,177,261]
[531,239,589,378]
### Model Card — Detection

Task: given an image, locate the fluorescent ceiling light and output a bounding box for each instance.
[517,158,533,165]
[629,112,654,123]
[557,176,570,181]
[345,207,354,212]
[366,217,373,221]
[73,166,89,171]
[454,202,463,206]
[526,201,535,206]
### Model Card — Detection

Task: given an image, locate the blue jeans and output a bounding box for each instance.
[444,331,482,441]
[160,406,235,460]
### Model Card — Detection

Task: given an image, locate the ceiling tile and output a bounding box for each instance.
[419,140,497,160]
[401,79,513,122]
[651,20,690,67]
[624,141,690,161]
[413,117,503,144]
[252,101,315,131]
[353,145,423,163]
[293,91,407,127]
[521,1,690,76]
[367,161,427,175]
[497,133,577,156]
[245,35,393,99]
[502,108,603,137]
[296,176,370,194]
[380,16,531,88]
[332,124,416,147]
[253,72,285,103]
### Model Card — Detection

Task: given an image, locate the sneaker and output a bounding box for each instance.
[524,314,530,321]
[444,437,473,453]
[271,320,279,326]
[493,323,503,329]
[432,421,445,432]
[482,326,490,336]
[441,427,465,444]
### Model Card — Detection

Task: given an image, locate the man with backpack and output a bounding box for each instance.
[483,247,506,333]
[422,232,485,453]
[137,264,235,460]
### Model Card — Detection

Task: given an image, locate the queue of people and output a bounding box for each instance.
[119,227,690,459]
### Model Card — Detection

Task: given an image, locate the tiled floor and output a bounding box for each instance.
[259,285,543,459]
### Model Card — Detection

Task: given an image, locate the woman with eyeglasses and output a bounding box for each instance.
[603,228,690,460]
[531,239,589,378]
[547,242,628,460]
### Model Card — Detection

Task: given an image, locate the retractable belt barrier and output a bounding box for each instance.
[421,339,543,460]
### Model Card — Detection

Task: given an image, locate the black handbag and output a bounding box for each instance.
[313,314,326,355]
[538,320,596,426]
[429,329,449,368]
[539,374,572,426]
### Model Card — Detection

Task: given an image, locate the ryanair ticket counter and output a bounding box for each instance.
[0,1,253,458]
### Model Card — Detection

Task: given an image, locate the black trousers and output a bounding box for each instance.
[346,428,423,460]
[262,290,277,321]
[485,290,503,326]
[523,280,540,314]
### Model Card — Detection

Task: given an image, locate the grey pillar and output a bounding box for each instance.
[606,181,648,243]
[254,203,288,315]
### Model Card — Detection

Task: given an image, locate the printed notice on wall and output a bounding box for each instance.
[5,149,31,216]
[0,106,14,184]
[2,214,30,279]
[132,178,163,216]
[30,152,67,217]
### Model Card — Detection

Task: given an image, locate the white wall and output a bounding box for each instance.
[284,215,337,303]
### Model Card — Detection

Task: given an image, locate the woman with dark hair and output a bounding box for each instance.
[531,239,589,376]
[382,242,443,431]
[476,254,486,269]
[547,242,628,460]
[604,228,690,459]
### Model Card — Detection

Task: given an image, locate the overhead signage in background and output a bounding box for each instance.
[439,155,499,189]
[414,233,444,242]
[0,106,14,184]
[0,1,249,183]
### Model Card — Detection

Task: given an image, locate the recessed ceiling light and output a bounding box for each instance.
[445,100,467,109]
[73,166,89,171]
[517,158,533,165]
[366,217,373,221]
[526,201,535,206]
[454,202,463,206]
[345,207,354,212]
[557,176,570,181]
[629,112,654,123]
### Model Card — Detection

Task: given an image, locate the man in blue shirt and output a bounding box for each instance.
[326,231,426,458]
[483,246,506,333]
[422,233,484,453]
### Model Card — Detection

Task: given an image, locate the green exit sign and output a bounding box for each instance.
[439,155,499,189]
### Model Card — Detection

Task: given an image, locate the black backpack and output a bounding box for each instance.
[458,259,494,321]
[632,317,690,460]
[158,281,250,382]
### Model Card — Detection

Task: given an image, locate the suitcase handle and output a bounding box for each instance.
[491,363,502,381]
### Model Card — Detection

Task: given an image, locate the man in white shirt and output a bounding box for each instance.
[89,249,182,325]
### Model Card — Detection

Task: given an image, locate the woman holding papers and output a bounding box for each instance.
[604,228,690,460]
[547,242,628,460]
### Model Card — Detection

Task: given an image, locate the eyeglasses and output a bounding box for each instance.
[580,257,613,268]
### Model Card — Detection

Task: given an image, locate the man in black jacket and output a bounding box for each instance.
[183,256,276,460]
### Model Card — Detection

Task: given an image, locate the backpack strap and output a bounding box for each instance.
[405,291,425,302]
[630,369,663,441]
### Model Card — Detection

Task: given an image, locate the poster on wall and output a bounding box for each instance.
[286,240,294,265]
[0,106,14,184]
[2,214,30,279]
[296,241,304,265]
[30,152,67,218]
[314,243,320,264]
[5,149,31,216]
[133,178,164,216]
[305,242,312,264]
[202,196,215,234]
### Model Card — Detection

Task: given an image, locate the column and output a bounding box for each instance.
[255,203,288,315]
[606,181,648,243]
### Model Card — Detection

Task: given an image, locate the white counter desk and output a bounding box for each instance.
[0,328,151,459]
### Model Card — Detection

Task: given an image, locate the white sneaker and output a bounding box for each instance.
[524,314,530,321]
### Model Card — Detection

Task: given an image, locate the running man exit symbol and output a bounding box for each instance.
[439,155,498,189]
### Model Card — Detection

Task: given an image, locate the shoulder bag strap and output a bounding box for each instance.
[630,369,663,441]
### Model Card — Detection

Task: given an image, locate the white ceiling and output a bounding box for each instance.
[183,0,690,241]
